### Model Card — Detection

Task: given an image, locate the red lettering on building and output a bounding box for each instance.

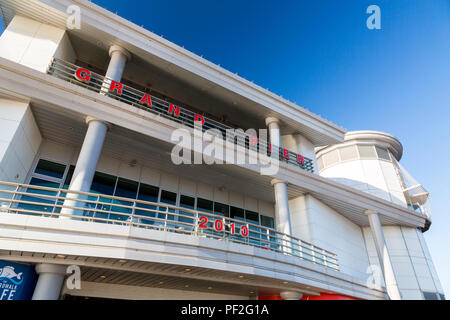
[140,94,153,106]
[169,104,180,117]
[283,149,290,159]
[194,114,205,125]
[297,154,305,165]
[250,136,258,145]
[74,68,91,82]
[109,81,123,95]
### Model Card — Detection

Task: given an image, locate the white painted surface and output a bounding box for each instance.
[0,15,75,72]
[282,134,318,173]
[0,99,41,183]
[289,195,371,282]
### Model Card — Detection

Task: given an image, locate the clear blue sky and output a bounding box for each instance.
[2,0,450,297]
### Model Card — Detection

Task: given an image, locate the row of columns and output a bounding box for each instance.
[32,45,131,298]
[265,117,402,300]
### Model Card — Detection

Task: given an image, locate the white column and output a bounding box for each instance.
[61,45,130,218]
[365,210,402,300]
[265,117,282,147]
[101,45,131,94]
[271,179,292,235]
[105,45,131,82]
[60,117,109,218]
[280,291,303,300]
[32,264,66,300]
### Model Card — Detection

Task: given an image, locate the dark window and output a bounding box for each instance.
[160,190,177,205]
[439,293,446,300]
[214,202,229,217]
[136,183,160,225]
[137,184,159,203]
[114,178,138,199]
[230,206,245,221]
[260,215,274,229]
[34,159,66,179]
[375,146,390,161]
[179,195,196,228]
[245,210,259,223]
[423,291,439,300]
[90,172,116,195]
[197,198,213,213]
[180,195,195,209]
[63,165,75,189]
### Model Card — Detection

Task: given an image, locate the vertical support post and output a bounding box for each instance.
[365,209,402,300]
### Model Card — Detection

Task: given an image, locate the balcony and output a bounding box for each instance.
[0,181,338,271]
[46,58,315,174]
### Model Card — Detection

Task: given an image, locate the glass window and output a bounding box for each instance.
[89,172,117,219]
[230,206,245,221]
[18,178,60,215]
[245,210,259,223]
[136,183,160,226]
[160,190,177,221]
[197,198,213,213]
[375,146,390,161]
[110,178,138,221]
[214,202,229,217]
[179,195,195,229]
[90,172,116,195]
[260,215,274,228]
[339,145,358,161]
[422,292,439,300]
[358,145,377,159]
[322,149,339,168]
[63,165,75,189]
[34,159,66,179]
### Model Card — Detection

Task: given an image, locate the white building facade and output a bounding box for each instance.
[0,0,444,300]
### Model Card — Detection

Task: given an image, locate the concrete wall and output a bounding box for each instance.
[363,225,444,299]
[320,158,406,207]
[35,139,275,218]
[0,15,76,73]
[289,195,370,281]
[0,98,42,184]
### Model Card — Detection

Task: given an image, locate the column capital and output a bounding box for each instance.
[265,117,280,127]
[86,116,112,131]
[271,178,286,186]
[280,291,303,300]
[109,45,131,61]
[35,263,66,275]
[364,209,378,216]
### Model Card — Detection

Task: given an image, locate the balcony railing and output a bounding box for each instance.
[47,58,314,173]
[0,181,338,270]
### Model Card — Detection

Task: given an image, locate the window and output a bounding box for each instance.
[422,291,439,300]
[179,195,195,229]
[110,178,138,221]
[89,172,116,219]
[230,206,245,221]
[63,165,75,189]
[34,159,66,179]
[322,149,339,168]
[197,198,213,213]
[339,145,358,161]
[160,190,177,221]
[357,145,376,159]
[375,146,390,161]
[260,216,274,229]
[245,210,259,223]
[136,183,160,225]
[214,202,229,217]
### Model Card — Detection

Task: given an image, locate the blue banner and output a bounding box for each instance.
[0,260,37,300]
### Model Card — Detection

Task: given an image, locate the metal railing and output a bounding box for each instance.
[0,181,338,270]
[46,58,314,173]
